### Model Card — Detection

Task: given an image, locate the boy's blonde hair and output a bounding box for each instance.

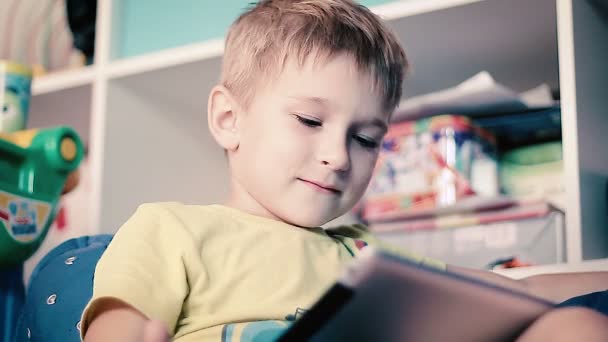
[221,0,409,113]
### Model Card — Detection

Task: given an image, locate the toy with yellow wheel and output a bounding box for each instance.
[0,127,84,267]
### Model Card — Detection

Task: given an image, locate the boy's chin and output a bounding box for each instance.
[278,207,345,228]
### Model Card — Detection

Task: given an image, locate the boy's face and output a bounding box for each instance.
[229,53,389,227]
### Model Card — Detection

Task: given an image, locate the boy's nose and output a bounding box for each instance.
[317,142,351,172]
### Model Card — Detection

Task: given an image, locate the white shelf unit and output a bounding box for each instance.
[27,0,608,273]
[31,66,96,95]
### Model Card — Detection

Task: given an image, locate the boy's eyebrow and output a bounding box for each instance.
[288,95,330,106]
[369,118,388,135]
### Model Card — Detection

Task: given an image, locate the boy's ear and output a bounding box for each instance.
[207,85,240,151]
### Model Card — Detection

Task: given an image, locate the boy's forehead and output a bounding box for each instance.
[286,56,383,106]
[242,51,389,120]
[278,54,377,94]
[283,51,367,79]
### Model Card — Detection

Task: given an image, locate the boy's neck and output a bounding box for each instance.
[226,177,284,223]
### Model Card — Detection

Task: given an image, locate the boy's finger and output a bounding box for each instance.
[142,320,170,342]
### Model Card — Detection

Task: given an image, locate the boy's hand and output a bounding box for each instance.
[143,320,170,342]
[84,298,171,342]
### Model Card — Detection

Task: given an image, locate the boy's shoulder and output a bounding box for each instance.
[124,202,235,233]
[128,202,290,231]
[133,201,223,218]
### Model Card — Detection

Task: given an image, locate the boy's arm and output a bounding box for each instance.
[370,230,606,302]
[523,272,608,303]
[84,298,169,342]
[81,204,191,340]
[448,265,608,303]
[84,298,147,341]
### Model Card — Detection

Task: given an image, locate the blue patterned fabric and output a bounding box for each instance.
[14,235,113,342]
[1,265,24,342]
[558,290,608,316]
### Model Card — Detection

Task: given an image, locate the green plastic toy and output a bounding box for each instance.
[0,127,83,267]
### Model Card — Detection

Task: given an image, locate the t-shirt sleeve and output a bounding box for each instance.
[80,204,191,338]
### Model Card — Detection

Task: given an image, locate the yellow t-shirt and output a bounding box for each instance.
[80,203,444,341]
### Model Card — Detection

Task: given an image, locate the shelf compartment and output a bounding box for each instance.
[375,212,566,270]
[32,66,96,96]
[29,84,92,147]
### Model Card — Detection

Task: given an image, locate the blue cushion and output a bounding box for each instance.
[1,265,25,342]
[558,290,608,316]
[14,235,112,342]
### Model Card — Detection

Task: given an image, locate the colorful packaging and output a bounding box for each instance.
[0,61,32,133]
[499,141,565,210]
[360,115,498,222]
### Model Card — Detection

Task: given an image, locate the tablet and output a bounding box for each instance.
[279,247,554,341]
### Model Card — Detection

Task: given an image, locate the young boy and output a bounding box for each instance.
[81,1,608,341]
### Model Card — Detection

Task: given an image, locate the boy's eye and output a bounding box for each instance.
[354,134,379,149]
[293,114,322,127]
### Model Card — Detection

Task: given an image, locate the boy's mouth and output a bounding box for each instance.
[297,178,342,195]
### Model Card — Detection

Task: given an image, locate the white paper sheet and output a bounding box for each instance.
[393,71,557,122]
